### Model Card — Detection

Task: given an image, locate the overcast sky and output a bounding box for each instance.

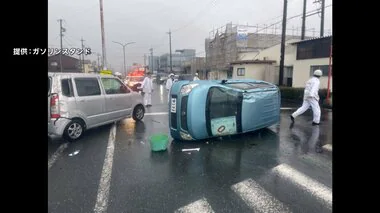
[48,0,332,72]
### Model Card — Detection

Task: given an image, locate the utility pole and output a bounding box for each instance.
[58,19,64,72]
[279,0,288,86]
[144,54,147,67]
[99,0,107,69]
[81,37,85,72]
[158,56,160,71]
[320,0,325,37]
[97,53,101,71]
[167,30,172,72]
[301,0,307,40]
[149,48,154,72]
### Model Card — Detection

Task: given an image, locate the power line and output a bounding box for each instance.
[253,4,332,35]
[257,0,299,26]
[172,0,218,33]
[63,37,75,48]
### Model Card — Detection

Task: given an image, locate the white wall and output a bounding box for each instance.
[293,58,333,90]
[237,51,260,60]
[84,64,94,73]
[208,70,227,80]
[238,39,300,65]
[232,64,274,81]
[234,39,333,90]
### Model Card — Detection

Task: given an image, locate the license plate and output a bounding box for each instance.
[170,98,177,113]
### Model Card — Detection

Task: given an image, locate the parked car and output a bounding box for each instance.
[158,76,168,84]
[168,79,281,141]
[177,74,193,81]
[48,72,145,142]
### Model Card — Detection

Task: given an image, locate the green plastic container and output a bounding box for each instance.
[149,134,169,151]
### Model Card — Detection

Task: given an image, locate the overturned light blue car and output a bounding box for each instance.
[169,79,281,141]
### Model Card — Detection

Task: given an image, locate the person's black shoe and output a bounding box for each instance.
[290,115,295,123]
[312,122,320,126]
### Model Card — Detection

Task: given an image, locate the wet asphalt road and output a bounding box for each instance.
[48,83,332,213]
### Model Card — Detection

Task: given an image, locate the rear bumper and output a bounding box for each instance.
[48,118,71,137]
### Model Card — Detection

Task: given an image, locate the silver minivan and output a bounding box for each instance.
[48,72,145,142]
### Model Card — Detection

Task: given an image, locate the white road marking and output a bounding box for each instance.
[231,179,291,213]
[300,153,332,174]
[94,123,117,213]
[175,198,215,213]
[182,148,200,152]
[145,112,169,115]
[48,143,68,170]
[272,163,332,209]
[322,144,332,152]
[280,107,295,110]
[145,108,295,116]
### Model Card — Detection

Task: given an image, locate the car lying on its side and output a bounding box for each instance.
[169,79,281,141]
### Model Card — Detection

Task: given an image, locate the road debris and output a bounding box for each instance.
[68,150,80,156]
[182,148,200,152]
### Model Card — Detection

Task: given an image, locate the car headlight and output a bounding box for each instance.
[180,83,199,95]
[180,131,194,140]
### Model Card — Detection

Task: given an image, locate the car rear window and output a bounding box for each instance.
[61,79,73,97]
[75,78,101,96]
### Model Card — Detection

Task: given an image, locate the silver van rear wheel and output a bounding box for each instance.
[63,119,85,142]
[132,105,145,121]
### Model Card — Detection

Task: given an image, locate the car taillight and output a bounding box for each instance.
[50,94,60,118]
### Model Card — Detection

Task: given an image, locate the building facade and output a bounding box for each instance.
[159,49,196,73]
[229,36,332,90]
[205,23,308,80]
[291,37,332,89]
[48,54,81,73]
[148,56,160,72]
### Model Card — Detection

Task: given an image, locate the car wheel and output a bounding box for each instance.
[132,105,145,121]
[63,119,85,142]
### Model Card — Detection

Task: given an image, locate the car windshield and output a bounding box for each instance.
[207,87,240,120]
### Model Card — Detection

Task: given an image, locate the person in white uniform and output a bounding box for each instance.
[166,73,175,102]
[140,72,154,107]
[193,72,200,81]
[290,69,322,125]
